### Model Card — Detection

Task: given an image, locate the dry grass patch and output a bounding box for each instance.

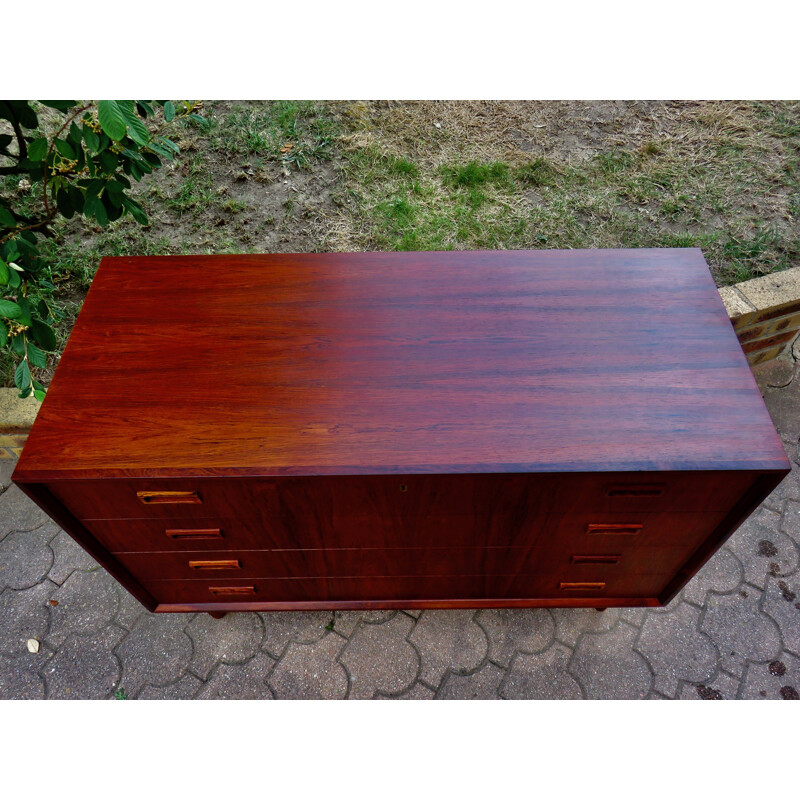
[326,100,800,284]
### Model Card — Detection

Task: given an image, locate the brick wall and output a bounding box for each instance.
[719,267,800,366]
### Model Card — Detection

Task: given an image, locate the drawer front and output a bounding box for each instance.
[143,570,673,605]
[117,538,701,584]
[45,470,758,525]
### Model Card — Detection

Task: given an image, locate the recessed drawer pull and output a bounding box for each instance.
[189,560,240,570]
[571,554,621,565]
[166,528,223,540]
[208,586,256,596]
[137,490,202,505]
[559,582,606,591]
[586,523,643,536]
[606,485,664,498]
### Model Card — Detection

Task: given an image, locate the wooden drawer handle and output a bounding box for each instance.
[190,560,240,570]
[138,490,202,505]
[208,586,256,596]
[559,582,606,591]
[606,485,664,498]
[166,528,223,540]
[586,523,643,536]
[571,554,621,565]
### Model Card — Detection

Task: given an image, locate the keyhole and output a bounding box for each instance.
[400,484,408,493]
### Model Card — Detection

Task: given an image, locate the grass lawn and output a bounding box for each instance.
[2,100,799,388]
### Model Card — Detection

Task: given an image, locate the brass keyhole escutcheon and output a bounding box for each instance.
[400,484,408,492]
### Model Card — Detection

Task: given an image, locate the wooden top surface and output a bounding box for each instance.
[14,249,789,479]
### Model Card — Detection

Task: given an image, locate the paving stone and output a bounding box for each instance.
[700,589,782,676]
[115,613,194,696]
[678,671,741,700]
[114,586,147,630]
[43,626,125,699]
[762,574,800,656]
[48,530,98,584]
[741,651,800,699]
[681,547,744,606]
[781,498,800,546]
[137,673,205,699]
[646,690,672,700]
[0,484,49,539]
[409,610,488,688]
[376,682,435,700]
[438,662,505,699]
[0,458,15,493]
[620,607,648,626]
[475,608,555,668]
[46,569,120,647]
[259,611,332,657]
[762,378,800,444]
[0,581,54,656]
[0,522,57,591]
[763,468,800,509]
[637,602,718,697]
[339,613,418,699]
[185,612,264,680]
[403,609,423,619]
[269,633,348,699]
[570,623,652,699]
[333,609,396,638]
[501,643,583,699]
[196,653,277,699]
[726,509,798,589]
[551,607,621,648]
[0,652,46,699]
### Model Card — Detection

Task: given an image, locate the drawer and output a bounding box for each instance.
[85,504,728,557]
[85,509,554,552]
[46,470,759,524]
[143,570,674,605]
[117,542,698,584]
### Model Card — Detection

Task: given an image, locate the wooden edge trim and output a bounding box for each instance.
[658,469,789,605]
[154,596,662,613]
[13,481,158,612]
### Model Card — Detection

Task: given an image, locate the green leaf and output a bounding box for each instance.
[121,195,148,225]
[16,298,33,327]
[0,207,15,228]
[0,299,22,319]
[119,101,150,146]
[0,133,13,152]
[188,113,209,129]
[10,334,24,355]
[0,260,8,285]
[7,268,20,289]
[84,192,108,226]
[27,341,47,368]
[27,138,49,162]
[83,125,100,153]
[54,139,76,159]
[40,101,77,112]
[19,386,32,399]
[34,389,46,402]
[14,359,31,391]
[0,323,7,347]
[99,150,119,172]
[68,122,83,145]
[30,320,57,350]
[164,101,175,122]
[97,100,127,142]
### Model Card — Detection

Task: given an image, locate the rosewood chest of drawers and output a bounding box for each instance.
[12,249,789,614]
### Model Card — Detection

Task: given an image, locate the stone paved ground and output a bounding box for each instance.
[2,357,800,700]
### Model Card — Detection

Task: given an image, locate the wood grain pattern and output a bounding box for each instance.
[11,249,790,612]
[12,249,789,481]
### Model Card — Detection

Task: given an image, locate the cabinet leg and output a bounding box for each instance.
[595,607,606,612]
[209,611,227,620]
